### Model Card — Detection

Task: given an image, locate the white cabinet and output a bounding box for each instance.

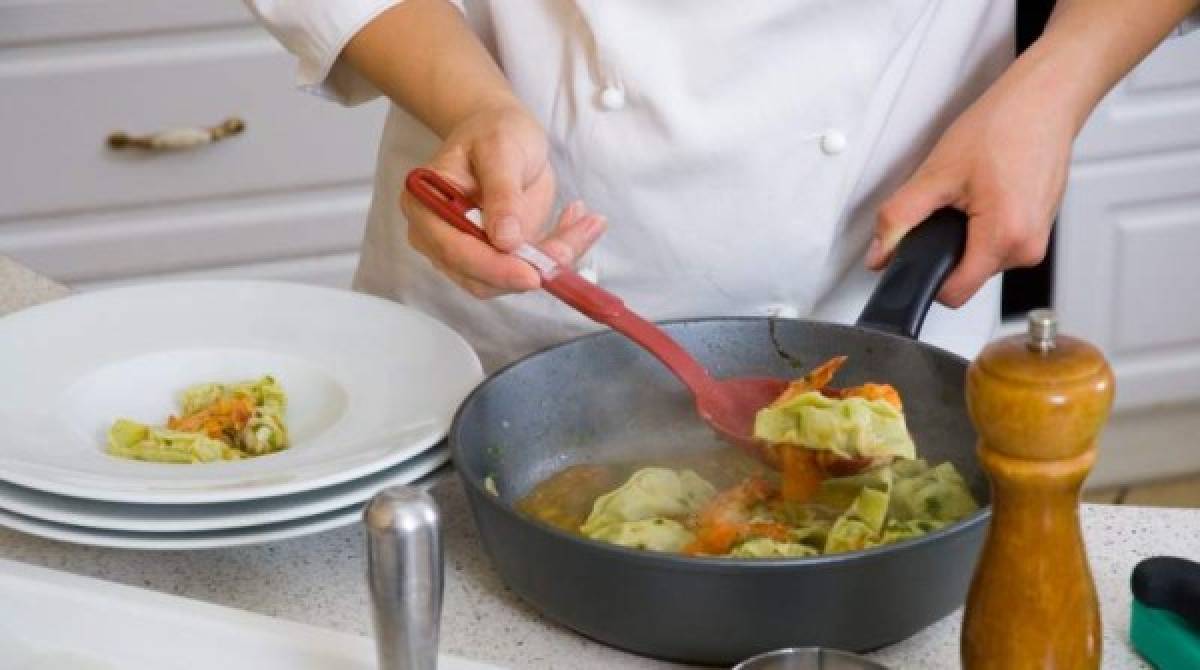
[0,1,387,289]
[1058,32,1200,411]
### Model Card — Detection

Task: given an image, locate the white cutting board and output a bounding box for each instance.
[0,558,502,670]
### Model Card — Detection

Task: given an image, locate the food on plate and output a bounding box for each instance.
[518,357,978,557]
[106,376,288,464]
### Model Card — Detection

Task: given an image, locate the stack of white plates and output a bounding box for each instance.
[0,281,483,549]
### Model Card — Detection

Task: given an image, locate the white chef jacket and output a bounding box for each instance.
[247,0,1018,372]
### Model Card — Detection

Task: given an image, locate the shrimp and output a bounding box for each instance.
[767,356,847,408]
[770,357,902,410]
[760,356,848,494]
[843,382,902,409]
[167,394,256,441]
[684,478,793,555]
[779,446,823,503]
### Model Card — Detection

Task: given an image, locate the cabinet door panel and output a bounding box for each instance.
[0,1,252,47]
[0,185,371,284]
[0,29,386,222]
[1073,34,1200,161]
[76,252,362,291]
[1058,151,1200,409]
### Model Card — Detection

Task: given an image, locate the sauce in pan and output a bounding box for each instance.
[517,448,770,533]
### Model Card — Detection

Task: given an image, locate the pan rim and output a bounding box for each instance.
[449,315,989,574]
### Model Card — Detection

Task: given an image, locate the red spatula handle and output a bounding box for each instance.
[404,168,481,240]
[405,168,716,394]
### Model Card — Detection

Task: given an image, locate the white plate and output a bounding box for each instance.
[0,467,451,550]
[0,558,504,670]
[0,445,449,533]
[0,497,360,550]
[0,280,482,504]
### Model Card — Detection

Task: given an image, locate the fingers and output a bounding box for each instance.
[538,201,607,266]
[471,137,532,251]
[868,170,961,270]
[937,203,1049,307]
[935,217,1003,308]
[402,188,541,297]
[403,190,606,299]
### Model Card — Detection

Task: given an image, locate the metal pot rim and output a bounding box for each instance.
[732,646,890,669]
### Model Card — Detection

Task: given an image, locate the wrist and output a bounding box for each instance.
[425,77,528,137]
[466,93,529,122]
[438,95,535,145]
[1001,36,1105,138]
[1004,0,1200,138]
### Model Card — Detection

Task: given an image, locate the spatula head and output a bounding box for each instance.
[697,376,789,459]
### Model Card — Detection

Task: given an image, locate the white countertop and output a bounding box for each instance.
[0,255,1190,669]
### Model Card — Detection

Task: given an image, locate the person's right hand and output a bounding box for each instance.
[401,104,607,298]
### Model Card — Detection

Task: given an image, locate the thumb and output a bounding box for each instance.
[471,138,528,252]
[868,170,961,270]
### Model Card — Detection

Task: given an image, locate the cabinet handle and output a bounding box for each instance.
[107,117,245,151]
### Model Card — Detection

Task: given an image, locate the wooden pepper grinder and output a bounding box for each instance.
[961,309,1115,669]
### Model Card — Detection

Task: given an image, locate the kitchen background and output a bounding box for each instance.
[2,1,1198,500]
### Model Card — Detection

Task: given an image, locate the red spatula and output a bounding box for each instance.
[406,168,787,456]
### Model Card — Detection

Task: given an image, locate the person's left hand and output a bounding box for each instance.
[866,77,1076,308]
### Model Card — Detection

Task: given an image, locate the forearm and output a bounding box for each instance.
[1006,0,1200,134]
[341,0,521,137]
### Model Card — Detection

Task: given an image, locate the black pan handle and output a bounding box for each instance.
[855,207,968,340]
[1132,556,1200,630]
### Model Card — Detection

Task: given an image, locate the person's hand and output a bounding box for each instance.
[401,104,606,298]
[867,78,1074,308]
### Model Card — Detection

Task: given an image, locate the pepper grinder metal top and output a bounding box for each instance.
[365,486,443,670]
[1026,307,1058,353]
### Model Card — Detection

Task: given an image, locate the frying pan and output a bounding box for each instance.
[448,209,989,666]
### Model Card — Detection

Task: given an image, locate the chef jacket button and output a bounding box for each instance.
[599,86,626,111]
[766,304,800,319]
[820,129,847,155]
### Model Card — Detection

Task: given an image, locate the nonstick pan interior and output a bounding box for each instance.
[459,317,985,505]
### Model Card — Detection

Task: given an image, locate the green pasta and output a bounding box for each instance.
[754,391,916,462]
[578,459,977,558]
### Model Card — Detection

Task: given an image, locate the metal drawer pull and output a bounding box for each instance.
[107,117,245,151]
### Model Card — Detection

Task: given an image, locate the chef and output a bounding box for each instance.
[246,0,1199,372]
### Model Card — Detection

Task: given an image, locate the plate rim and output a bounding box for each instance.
[0,279,482,504]
[0,467,452,550]
[0,497,362,550]
[0,447,450,532]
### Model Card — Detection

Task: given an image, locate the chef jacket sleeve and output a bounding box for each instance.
[244,0,462,106]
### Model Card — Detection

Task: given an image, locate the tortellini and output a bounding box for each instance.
[754,391,916,462]
[575,459,976,558]
[581,467,715,536]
